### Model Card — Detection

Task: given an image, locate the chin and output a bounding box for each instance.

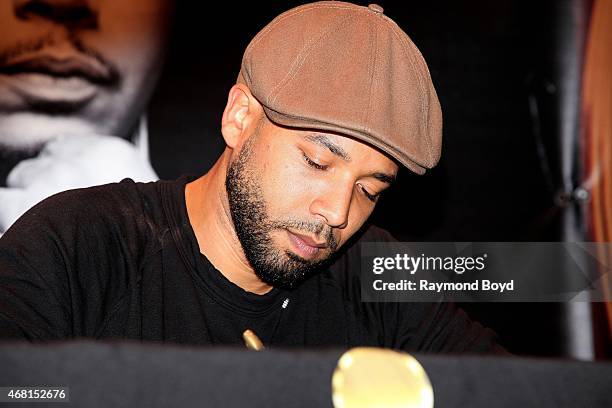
[0,113,106,152]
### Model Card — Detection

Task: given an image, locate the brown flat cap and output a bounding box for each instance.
[237,1,442,174]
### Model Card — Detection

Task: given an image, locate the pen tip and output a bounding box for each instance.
[243,329,265,351]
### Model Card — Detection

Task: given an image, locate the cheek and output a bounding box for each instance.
[84,1,171,78]
[0,7,23,49]
[253,141,315,217]
[0,7,58,50]
[262,159,313,215]
[339,203,374,241]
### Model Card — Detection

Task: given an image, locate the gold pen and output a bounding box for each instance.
[242,329,265,351]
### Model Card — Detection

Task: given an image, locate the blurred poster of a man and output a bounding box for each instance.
[0,0,174,234]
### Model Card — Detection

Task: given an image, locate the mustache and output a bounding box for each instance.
[0,34,120,87]
[271,220,339,251]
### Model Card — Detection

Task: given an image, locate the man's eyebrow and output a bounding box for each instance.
[304,134,351,161]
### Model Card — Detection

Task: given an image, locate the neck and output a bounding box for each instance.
[185,151,273,295]
[0,119,143,187]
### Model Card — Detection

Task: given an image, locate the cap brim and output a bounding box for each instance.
[261,105,427,175]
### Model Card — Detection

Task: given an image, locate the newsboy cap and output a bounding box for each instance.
[237,1,442,174]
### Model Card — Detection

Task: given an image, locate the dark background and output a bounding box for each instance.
[147,1,591,358]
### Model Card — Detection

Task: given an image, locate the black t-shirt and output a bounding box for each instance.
[0,177,504,353]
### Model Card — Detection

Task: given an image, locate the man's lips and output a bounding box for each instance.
[287,229,327,248]
[0,53,116,85]
[286,229,328,260]
[0,52,116,109]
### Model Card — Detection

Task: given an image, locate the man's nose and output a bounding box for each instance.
[13,0,99,29]
[309,182,353,229]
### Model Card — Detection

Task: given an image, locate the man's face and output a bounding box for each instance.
[226,116,398,289]
[0,0,173,152]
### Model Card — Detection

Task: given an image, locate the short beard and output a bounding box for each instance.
[225,130,338,290]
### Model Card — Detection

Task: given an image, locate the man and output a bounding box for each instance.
[0,0,174,234]
[0,1,504,352]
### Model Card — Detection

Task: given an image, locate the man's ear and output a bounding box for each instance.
[221,84,262,148]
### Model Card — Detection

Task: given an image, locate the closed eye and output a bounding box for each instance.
[303,153,328,170]
[358,184,379,203]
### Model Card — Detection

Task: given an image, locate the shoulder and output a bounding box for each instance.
[0,178,173,255]
[17,179,154,228]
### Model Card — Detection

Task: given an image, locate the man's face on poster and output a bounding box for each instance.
[0,0,173,153]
